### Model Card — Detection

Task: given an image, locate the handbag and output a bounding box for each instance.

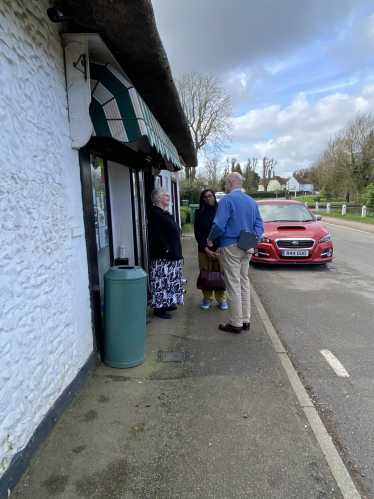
[196,260,226,291]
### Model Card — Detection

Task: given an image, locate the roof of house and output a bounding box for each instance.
[66,0,197,168]
[273,175,287,185]
[259,175,288,186]
[291,175,313,185]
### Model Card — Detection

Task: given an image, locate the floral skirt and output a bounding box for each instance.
[149,259,184,308]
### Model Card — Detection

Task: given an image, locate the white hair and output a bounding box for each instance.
[151,187,168,205]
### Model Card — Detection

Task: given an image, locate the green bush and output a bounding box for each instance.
[180,206,190,223]
[313,196,322,202]
[180,210,187,224]
[179,184,201,204]
[361,183,374,207]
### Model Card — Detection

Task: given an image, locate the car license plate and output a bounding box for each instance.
[282,250,308,257]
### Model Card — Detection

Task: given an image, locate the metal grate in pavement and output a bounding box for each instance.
[158,351,185,362]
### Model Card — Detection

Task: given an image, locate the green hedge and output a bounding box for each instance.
[249,190,287,199]
[180,206,190,224]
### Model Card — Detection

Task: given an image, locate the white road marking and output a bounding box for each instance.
[320,349,350,377]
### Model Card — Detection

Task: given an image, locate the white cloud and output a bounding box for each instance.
[151,0,374,179]
[230,86,374,176]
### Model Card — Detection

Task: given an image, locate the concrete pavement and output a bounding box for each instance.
[11,237,358,498]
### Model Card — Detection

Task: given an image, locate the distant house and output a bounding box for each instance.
[287,175,314,193]
[258,175,288,192]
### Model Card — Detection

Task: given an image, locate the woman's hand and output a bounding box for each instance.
[216,247,221,257]
[205,247,218,261]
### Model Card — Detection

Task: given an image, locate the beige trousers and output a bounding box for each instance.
[197,252,227,303]
[221,244,251,327]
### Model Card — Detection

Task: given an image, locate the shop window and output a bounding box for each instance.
[91,155,111,308]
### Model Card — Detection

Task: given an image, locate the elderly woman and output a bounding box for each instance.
[148,187,184,319]
[194,189,227,310]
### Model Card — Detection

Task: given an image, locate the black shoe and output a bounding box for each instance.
[242,322,250,331]
[164,305,177,311]
[218,323,242,333]
[154,308,172,319]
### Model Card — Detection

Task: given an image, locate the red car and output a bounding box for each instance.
[252,200,333,264]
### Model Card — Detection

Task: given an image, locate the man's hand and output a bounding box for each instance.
[207,239,213,247]
[246,248,255,254]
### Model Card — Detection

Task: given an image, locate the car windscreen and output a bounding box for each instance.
[258,203,315,222]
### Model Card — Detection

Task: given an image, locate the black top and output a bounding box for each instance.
[148,206,183,261]
[194,204,221,253]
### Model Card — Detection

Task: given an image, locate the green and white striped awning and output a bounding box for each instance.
[89,62,182,170]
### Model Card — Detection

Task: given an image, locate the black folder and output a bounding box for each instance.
[237,230,259,251]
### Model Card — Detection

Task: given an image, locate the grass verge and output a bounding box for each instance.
[290,196,348,204]
[182,223,194,233]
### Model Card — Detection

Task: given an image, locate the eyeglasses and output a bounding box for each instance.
[203,194,214,200]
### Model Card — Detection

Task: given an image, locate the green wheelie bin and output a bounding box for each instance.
[189,204,200,224]
[103,265,147,368]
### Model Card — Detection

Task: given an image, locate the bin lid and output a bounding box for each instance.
[189,204,200,208]
[104,265,147,281]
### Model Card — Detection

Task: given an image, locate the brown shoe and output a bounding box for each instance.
[242,322,250,331]
[218,323,242,333]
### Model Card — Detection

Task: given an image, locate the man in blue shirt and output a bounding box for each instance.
[208,172,264,333]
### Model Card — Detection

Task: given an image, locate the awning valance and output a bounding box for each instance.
[89,62,182,171]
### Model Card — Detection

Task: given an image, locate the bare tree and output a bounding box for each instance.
[261,157,276,191]
[230,157,236,172]
[176,71,235,181]
[205,158,225,192]
[244,158,258,193]
[219,157,231,191]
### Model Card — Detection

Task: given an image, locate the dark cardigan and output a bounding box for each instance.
[194,205,221,253]
[148,206,183,260]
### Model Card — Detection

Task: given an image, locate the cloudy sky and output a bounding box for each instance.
[152,0,374,178]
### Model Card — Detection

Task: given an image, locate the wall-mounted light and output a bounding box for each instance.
[47,8,74,23]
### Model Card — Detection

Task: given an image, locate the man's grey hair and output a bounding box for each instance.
[151,187,168,205]
[227,172,243,187]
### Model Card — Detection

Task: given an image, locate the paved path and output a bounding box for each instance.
[320,216,374,235]
[9,238,359,499]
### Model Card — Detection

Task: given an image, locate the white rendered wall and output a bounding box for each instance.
[0,0,93,477]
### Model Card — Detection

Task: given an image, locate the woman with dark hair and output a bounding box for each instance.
[148,187,184,319]
[194,189,227,310]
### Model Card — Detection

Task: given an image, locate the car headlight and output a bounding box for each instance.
[319,233,331,243]
[259,236,270,243]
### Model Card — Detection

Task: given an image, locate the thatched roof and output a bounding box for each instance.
[64,0,197,167]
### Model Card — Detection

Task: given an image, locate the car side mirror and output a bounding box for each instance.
[315,214,322,221]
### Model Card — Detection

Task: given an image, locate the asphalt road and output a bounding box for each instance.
[249,223,374,498]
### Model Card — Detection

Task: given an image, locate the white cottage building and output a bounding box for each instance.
[0,1,196,495]
[258,175,288,192]
[287,174,314,193]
